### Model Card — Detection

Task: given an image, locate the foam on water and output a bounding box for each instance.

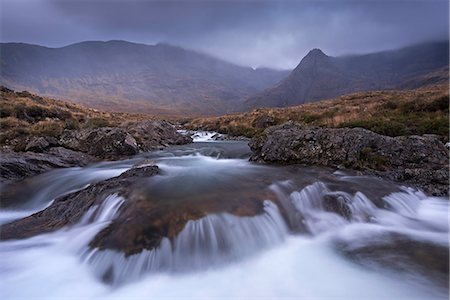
[83,200,288,285]
[191,131,221,142]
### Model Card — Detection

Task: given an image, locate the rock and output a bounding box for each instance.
[249,122,449,196]
[334,232,449,288]
[0,165,265,256]
[60,127,139,159]
[124,120,192,151]
[0,147,95,183]
[25,136,59,152]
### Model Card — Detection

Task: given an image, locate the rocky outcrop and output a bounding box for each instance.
[59,121,192,159]
[25,136,60,152]
[0,147,95,183]
[60,127,139,160]
[249,122,449,196]
[1,121,192,183]
[0,165,264,255]
[124,120,192,151]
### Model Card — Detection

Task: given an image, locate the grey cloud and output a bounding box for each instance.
[1,0,448,69]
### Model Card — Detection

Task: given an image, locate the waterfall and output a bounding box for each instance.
[79,199,288,285]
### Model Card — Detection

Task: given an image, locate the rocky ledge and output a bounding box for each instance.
[249,122,449,196]
[0,147,94,183]
[0,165,265,255]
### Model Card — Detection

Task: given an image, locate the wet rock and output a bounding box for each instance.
[0,147,95,183]
[249,122,449,196]
[334,232,449,288]
[124,120,192,151]
[25,136,59,152]
[60,127,139,160]
[0,165,160,240]
[0,165,265,256]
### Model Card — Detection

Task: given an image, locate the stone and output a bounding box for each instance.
[25,136,59,152]
[0,147,95,183]
[124,120,193,151]
[0,165,266,256]
[249,122,449,196]
[60,127,139,159]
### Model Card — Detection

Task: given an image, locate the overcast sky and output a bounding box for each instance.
[1,0,448,69]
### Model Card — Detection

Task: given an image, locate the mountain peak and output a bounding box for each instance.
[305,48,328,59]
[294,48,330,72]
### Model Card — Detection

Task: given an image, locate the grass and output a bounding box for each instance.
[0,86,160,149]
[186,85,449,141]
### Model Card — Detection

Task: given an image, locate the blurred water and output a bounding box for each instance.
[0,137,448,299]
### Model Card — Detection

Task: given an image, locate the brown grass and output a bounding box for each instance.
[0,86,161,148]
[185,85,449,140]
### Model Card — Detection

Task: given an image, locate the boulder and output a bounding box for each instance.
[335,232,449,288]
[249,122,449,196]
[0,147,95,183]
[25,136,59,152]
[0,165,265,256]
[60,127,139,159]
[124,120,192,151]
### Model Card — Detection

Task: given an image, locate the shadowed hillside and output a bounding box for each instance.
[0,41,288,116]
[244,41,449,110]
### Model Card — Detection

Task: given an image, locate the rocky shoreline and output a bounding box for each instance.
[0,121,192,183]
[249,122,449,196]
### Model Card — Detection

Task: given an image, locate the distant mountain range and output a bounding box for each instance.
[0,40,288,115]
[1,40,448,115]
[244,41,449,109]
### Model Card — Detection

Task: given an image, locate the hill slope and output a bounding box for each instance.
[188,84,449,140]
[0,40,288,116]
[244,41,449,109]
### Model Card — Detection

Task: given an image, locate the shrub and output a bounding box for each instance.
[381,100,398,110]
[0,105,13,118]
[86,117,110,128]
[424,96,449,112]
[30,120,64,137]
[339,119,407,137]
[226,125,256,137]
[418,117,449,136]
[64,118,80,130]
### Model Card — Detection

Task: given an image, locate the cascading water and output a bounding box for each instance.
[0,137,448,299]
[82,200,287,285]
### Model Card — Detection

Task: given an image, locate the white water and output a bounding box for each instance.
[191,131,221,142]
[0,141,448,299]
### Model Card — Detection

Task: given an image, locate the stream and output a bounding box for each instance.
[0,132,448,299]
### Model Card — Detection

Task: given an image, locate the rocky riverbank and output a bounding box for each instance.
[0,121,192,183]
[249,122,449,196]
[1,87,193,183]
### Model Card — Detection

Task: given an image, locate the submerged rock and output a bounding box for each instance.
[0,147,95,183]
[249,122,449,196]
[334,232,449,288]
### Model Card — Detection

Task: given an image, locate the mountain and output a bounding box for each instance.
[244,41,449,109]
[0,40,289,115]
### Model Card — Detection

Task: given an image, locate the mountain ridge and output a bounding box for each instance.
[0,40,289,116]
[243,40,449,109]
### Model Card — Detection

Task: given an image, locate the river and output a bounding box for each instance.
[0,132,448,299]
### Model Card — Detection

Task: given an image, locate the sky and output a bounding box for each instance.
[1,0,448,69]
